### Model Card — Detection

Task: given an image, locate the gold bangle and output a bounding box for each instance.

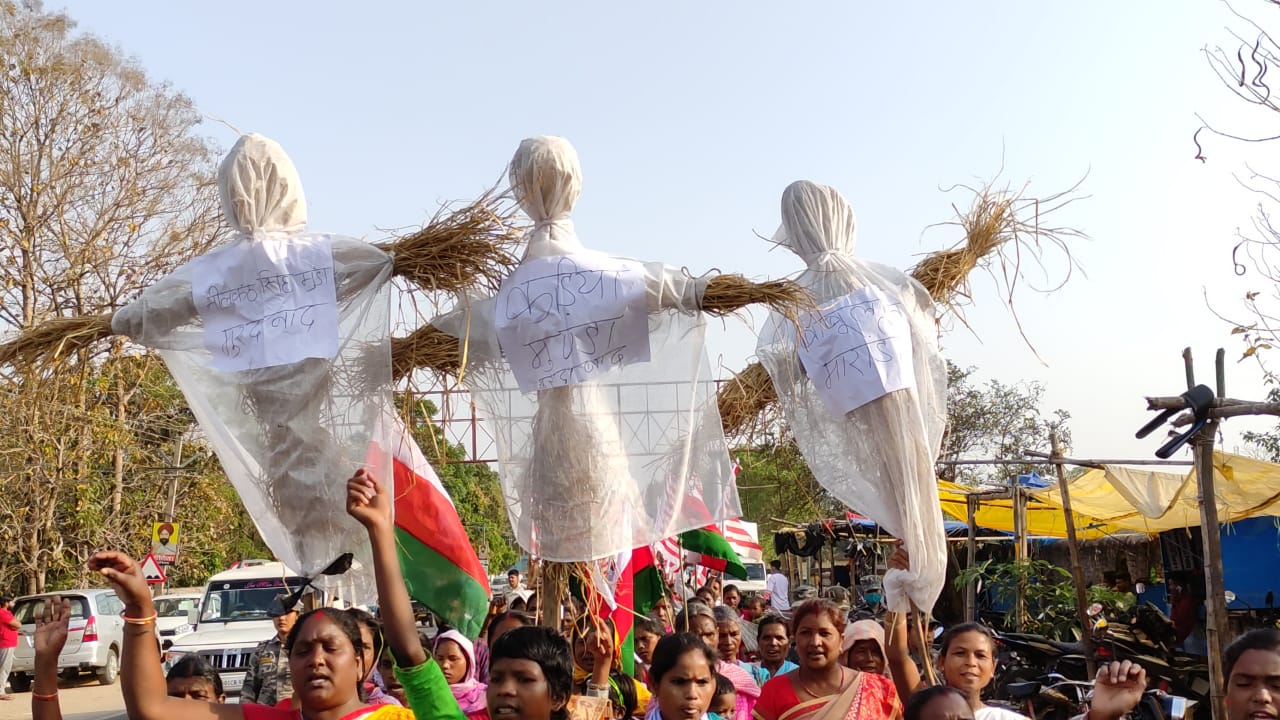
[32,691,57,701]
[123,612,157,625]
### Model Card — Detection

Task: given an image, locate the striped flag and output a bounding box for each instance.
[720,518,763,563]
[369,417,491,639]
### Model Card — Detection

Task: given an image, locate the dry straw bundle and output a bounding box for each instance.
[717,362,778,439]
[701,275,812,325]
[391,324,462,383]
[910,175,1086,339]
[379,190,526,296]
[0,313,115,367]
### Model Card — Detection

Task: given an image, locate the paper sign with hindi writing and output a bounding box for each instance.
[796,285,915,416]
[191,236,339,372]
[495,254,649,392]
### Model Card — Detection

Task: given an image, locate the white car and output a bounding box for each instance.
[734,561,769,596]
[9,589,127,691]
[153,593,202,642]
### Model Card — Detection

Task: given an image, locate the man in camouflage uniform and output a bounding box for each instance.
[241,595,298,706]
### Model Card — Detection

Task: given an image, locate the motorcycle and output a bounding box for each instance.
[993,629,1092,698]
[1003,673,1094,720]
[1090,604,1209,707]
[1005,674,1194,720]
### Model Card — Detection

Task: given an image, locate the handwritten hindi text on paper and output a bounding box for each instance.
[795,285,915,416]
[191,235,340,372]
[495,254,649,392]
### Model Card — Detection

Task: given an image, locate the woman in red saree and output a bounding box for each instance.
[753,601,900,720]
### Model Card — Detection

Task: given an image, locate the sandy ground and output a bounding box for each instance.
[0,678,127,720]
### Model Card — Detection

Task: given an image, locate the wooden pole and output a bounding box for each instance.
[1050,431,1096,678]
[965,495,978,623]
[539,561,566,631]
[1196,349,1228,720]
[1012,481,1028,632]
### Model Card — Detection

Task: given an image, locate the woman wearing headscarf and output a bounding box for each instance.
[434,630,489,720]
[840,621,888,677]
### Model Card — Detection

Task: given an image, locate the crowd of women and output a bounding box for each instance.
[16,468,1280,720]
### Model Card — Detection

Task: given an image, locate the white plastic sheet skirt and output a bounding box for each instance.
[756,181,948,614]
[112,236,395,599]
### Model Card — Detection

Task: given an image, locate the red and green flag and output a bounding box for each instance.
[613,545,666,676]
[369,419,491,639]
[679,525,748,580]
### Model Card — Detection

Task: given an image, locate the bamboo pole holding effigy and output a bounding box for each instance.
[539,561,568,632]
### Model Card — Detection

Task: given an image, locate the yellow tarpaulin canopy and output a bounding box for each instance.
[1030,452,1280,534]
[937,480,1126,540]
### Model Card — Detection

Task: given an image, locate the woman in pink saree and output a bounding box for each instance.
[753,601,900,720]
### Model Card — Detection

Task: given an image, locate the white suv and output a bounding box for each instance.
[164,562,308,696]
[8,589,126,691]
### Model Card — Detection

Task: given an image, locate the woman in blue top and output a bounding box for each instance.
[753,616,797,682]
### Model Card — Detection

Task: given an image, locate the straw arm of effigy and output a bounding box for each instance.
[717,362,777,438]
[700,275,811,323]
[375,191,525,297]
[391,325,462,383]
[0,313,116,368]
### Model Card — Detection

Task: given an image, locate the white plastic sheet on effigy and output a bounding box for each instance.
[111,134,395,600]
[434,136,740,562]
[756,180,948,615]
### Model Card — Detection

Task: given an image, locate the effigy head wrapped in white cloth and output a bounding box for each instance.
[756,180,948,614]
[434,136,741,562]
[111,133,396,598]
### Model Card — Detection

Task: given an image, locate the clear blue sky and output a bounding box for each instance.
[51,0,1280,461]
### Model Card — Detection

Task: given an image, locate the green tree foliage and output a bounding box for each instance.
[732,439,843,561]
[1242,387,1280,461]
[940,361,1072,486]
[955,558,1135,639]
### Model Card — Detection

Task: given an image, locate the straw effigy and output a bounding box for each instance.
[715,175,1086,439]
[378,190,525,296]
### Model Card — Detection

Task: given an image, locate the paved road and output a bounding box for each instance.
[0,680,126,720]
